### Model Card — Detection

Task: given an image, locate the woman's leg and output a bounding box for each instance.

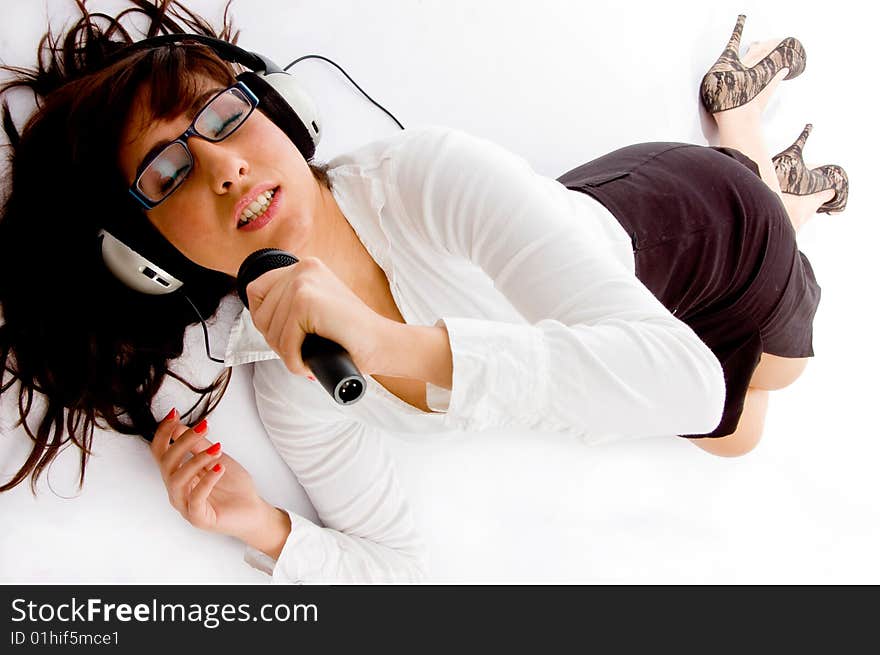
[690,388,769,457]
[712,41,835,231]
[750,352,809,390]
[716,106,834,232]
[692,41,824,457]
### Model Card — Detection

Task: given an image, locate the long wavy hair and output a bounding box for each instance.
[0,0,331,493]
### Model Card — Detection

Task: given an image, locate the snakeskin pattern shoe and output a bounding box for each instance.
[700,14,806,114]
[772,124,849,214]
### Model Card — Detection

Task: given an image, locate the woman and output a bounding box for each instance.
[0,2,847,582]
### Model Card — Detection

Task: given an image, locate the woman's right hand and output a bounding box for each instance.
[150,409,275,544]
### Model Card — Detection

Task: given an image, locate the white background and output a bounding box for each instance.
[1,0,878,583]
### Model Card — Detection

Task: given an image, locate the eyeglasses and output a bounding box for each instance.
[128,81,259,209]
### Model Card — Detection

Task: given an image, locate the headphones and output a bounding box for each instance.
[97,33,323,296]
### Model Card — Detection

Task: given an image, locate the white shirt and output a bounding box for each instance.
[224,125,726,583]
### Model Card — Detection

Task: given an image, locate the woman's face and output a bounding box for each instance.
[118,77,322,276]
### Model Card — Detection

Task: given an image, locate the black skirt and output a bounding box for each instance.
[557,143,820,438]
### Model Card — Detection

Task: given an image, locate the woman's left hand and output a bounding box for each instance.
[151,414,281,547]
[244,256,391,378]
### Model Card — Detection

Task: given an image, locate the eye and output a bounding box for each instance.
[195,89,251,139]
[198,109,245,139]
[156,162,192,193]
[137,144,193,202]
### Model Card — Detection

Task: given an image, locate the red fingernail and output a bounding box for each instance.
[307,375,316,381]
[206,442,221,455]
[212,464,222,473]
[163,408,178,422]
[194,419,208,434]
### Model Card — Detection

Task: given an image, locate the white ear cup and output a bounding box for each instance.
[98,229,183,295]
[258,71,322,148]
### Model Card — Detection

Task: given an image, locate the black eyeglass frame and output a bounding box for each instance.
[128,81,260,210]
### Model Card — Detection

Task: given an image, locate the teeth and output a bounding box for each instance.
[238,188,276,226]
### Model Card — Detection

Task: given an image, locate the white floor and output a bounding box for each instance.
[1,0,878,583]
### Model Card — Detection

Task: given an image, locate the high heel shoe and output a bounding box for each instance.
[772,123,849,214]
[700,14,806,114]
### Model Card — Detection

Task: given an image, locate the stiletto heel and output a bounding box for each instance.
[700,14,807,114]
[772,123,849,214]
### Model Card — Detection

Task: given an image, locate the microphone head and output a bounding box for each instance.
[236,248,299,309]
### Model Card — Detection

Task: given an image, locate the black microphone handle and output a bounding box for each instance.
[236,248,366,405]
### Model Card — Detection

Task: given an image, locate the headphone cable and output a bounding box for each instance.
[182,292,226,364]
[283,54,405,131]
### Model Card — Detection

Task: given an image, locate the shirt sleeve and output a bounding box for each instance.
[242,358,427,583]
[391,126,726,439]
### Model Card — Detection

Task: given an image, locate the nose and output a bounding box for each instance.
[188,138,249,194]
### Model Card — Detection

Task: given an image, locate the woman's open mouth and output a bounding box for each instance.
[237,186,281,231]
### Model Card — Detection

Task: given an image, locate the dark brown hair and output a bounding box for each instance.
[0,0,330,493]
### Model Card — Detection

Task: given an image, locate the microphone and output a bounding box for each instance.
[236,248,366,405]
